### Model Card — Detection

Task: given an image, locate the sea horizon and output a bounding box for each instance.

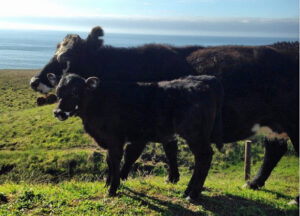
[0,29,298,69]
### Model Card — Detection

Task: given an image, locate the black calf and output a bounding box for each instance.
[53,74,223,199]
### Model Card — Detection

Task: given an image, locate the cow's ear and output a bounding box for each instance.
[85,77,99,90]
[87,26,104,48]
[89,26,104,38]
[47,73,57,86]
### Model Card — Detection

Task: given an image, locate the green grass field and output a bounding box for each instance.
[0,70,298,215]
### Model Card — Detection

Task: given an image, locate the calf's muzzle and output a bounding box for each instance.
[30,77,40,90]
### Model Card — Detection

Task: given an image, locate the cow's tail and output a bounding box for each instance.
[212,79,224,151]
[212,108,223,151]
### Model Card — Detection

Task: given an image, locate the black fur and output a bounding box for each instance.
[31,26,299,194]
[54,74,223,198]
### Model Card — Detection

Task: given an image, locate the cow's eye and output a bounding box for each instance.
[60,62,67,69]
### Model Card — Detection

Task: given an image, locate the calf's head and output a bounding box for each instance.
[53,74,99,121]
[30,26,104,94]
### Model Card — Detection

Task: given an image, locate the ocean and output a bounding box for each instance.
[0,29,298,69]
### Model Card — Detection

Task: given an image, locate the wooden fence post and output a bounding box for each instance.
[244,140,252,180]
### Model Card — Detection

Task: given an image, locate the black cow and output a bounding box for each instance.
[30,26,299,201]
[53,74,223,199]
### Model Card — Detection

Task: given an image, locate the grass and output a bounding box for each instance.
[0,69,298,215]
[0,159,298,216]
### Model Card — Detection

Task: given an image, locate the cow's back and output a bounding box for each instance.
[187,45,299,142]
[80,75,223,143]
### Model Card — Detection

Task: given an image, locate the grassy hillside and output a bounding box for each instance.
[0,70,298,215]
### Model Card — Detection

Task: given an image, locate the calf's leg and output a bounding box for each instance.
[162,139,180,183]
[107,146,123,196]
[185,142,213,200]
[120,142,146,180]
[120,139,180,183]
[105,154,112,187]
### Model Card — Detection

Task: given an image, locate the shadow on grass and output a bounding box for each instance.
[260,188,295,200]
[198,194,298,216]
[121,186,197,216]
[122,186,298,216]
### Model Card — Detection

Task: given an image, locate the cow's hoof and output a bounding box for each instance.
[243,181,264,190]
[183,188,191,198]
[184,189,200,202]
[185,196,199,203]
[189,190,199,200]
[288,199,298,205]
[288,196,299,206]
[185,194,200,203]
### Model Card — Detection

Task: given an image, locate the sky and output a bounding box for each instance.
[0,0,298,37]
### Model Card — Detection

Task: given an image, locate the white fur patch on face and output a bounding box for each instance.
[62,61,71,75]
[36,83,52,94]
[64,111,71,117]
[30,76,38,85]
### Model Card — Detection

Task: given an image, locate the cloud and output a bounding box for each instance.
[0,15,298,38]
[176,0,216,3]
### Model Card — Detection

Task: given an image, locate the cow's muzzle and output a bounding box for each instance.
[30,76,53,94]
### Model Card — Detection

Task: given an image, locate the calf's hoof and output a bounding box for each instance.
[108,189,118,197]
[105,177,111,188]
[166,173,180,184]
[120,170,129,181]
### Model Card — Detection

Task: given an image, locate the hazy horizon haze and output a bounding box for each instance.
[0,0,298,38]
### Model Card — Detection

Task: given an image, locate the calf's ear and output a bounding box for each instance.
[47,73,57,86]
[86,77,99,90]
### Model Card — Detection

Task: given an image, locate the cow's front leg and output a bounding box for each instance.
[107,144,123,196]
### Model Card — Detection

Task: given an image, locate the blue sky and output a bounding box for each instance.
[0,0,298,37]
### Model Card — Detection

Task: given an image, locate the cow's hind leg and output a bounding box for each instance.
[286,126,299,155]
[162,138,180,183]
[120,141,146,180]
[185,140,213,200]
[247,138,287,189]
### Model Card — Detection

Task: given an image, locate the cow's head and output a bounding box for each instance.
[53,73,99,121]
[30,26,104,94]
